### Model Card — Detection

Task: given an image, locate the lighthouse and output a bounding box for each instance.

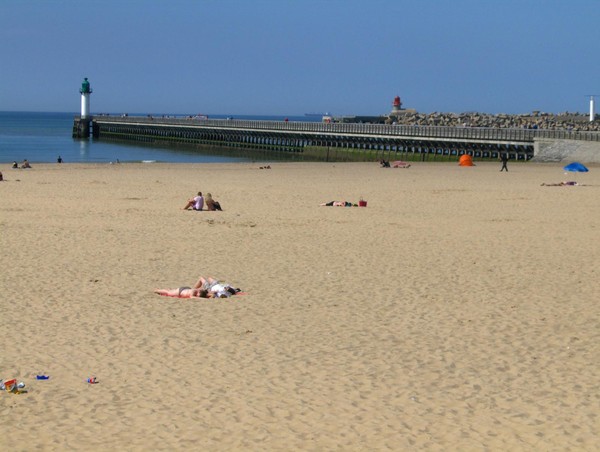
[80,77,92,119]
[392,96,402,113]
[73,78,93,138]
[388,95,415,119]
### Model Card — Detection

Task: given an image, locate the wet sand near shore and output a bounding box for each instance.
[1,161,598,450]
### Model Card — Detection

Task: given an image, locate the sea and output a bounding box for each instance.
[0,111,318,164]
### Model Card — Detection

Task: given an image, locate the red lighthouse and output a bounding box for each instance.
[392,96,402,112]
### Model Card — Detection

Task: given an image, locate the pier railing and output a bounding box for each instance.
[91,115,600,143]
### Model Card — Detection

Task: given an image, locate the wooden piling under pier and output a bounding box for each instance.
[86,116,600,162]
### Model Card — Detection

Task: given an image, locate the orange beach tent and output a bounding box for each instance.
[458,154,474,166]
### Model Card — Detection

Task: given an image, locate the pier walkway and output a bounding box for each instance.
[85,116,600,162]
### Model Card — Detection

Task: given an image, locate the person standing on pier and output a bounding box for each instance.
[500,153,509,172]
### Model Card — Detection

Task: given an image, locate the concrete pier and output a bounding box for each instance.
[88,115,600,162]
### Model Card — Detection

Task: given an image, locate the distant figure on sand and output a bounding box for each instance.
[154,287,209,298]
[195,275,240,298]
[205,193,222,211]
[320,201,357,207]
[500,153,508,172]
[392,161,411,168]
[155,274,241,299]
[183,192,204,210]
[22,159,31,168]
[12,161,18,169]
[0,171,3,181]
[57,155,63,163]
[541,181,579,186]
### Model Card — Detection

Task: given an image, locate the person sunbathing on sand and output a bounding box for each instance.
[154,287,209,298]
[155,275,241,299]
[194,275,240,298]
[541,181,579,186]
[320,201,356,207]
[392,160,411,168]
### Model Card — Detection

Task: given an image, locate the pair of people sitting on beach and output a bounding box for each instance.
[183,192,222,211]
[12,160,31,169]
[154,275,241,299]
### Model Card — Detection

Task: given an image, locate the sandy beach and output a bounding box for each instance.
[1,161,598,451]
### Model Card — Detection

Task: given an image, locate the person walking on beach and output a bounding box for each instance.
[500,153,509,172]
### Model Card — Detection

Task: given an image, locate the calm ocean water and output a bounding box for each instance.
[0,111,316,164]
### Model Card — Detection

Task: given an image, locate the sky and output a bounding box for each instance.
[1,0,599,116]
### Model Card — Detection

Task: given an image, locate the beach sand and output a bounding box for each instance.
[1,161,598,451]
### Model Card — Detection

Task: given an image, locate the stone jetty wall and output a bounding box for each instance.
[388,111,600,132]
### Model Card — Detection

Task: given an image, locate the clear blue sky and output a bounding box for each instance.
[1,0,598,116]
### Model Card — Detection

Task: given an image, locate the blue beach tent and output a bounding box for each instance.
[563,162,589,172]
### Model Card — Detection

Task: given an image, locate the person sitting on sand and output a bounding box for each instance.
[183,191,204,210]
[205,193,222,211]
[21,159,31,168]
[320,201,356,207]
[154,287,209,298]
[379,159,390,168]
[12,161,19,169]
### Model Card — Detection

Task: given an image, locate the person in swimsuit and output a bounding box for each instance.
[193,275,240,298]
[320,201,355,207]
[541,181,579,186]
[155,274,241,299]
[154,287,209,298]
